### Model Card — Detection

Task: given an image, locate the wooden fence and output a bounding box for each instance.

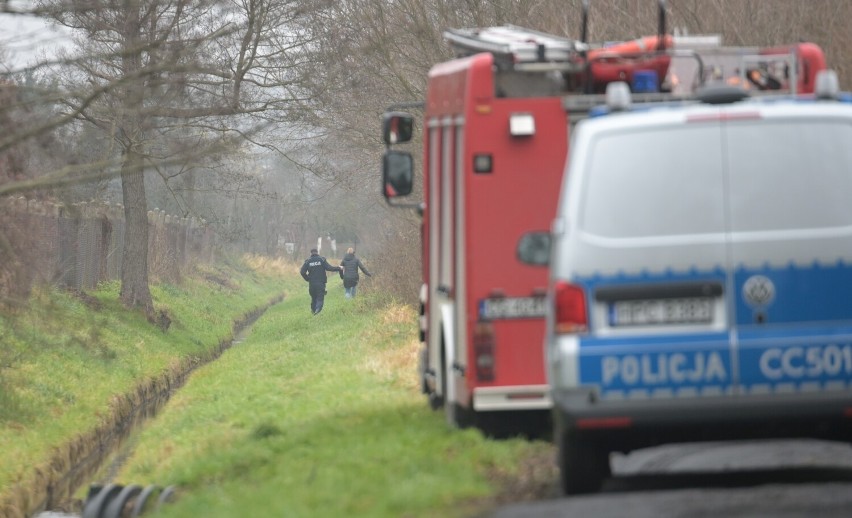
[0,197,214,300]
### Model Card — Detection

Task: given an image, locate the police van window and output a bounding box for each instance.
[725,120,852,232]
[579,125,725,239]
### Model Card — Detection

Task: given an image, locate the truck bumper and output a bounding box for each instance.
[474,384,552,411]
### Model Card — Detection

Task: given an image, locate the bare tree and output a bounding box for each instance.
[31,0,319,316]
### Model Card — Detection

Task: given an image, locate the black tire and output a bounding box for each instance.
[446,399,476,429]
[428,390,444,410]
[558,428,611,495]
[103,484,142,518]
[156,486,178,510]
[130,485,162,518]
[418,301,426,343]
[426,344,444,410]
[419,346,430,395]
[82,483,122,518]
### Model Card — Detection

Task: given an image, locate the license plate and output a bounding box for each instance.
[479,297,546,320]
[610,298,713,326]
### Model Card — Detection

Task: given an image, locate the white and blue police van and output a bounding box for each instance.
[519,70,852,494]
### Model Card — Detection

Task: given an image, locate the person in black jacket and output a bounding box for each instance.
[300,248,343,314]
[339,247,372,299]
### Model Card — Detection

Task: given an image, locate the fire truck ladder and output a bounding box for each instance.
[443,25,588,73]
[442,0,807,97]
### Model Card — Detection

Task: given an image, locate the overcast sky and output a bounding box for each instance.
[1,11,73,71]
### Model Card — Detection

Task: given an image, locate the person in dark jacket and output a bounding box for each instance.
[300,248,342,314]
[339,247,372,299]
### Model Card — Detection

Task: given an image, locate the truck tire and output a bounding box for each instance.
[428,390,444,410]
[445,399,476,429]
[426,348,443,410]
[419,346,430,395]
[419,299,426,343]
[558,428,610,495]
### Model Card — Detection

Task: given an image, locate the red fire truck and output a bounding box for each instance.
[381,1,828,435]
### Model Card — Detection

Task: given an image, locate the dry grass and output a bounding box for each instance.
[242,254,297,277]
[379,302,413,326]
[361,339,420,392]
[361,303,420,392]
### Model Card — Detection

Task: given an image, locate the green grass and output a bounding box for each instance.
[0,257,554,517]
[0,256,288,499]
[115,273,553,518]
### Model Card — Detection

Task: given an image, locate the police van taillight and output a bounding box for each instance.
[554,281,588,334]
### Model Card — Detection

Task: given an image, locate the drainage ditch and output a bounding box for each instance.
[5,294,283,518]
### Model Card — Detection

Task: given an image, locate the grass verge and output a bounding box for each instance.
[114,270,556,517]
[0,255,289,516]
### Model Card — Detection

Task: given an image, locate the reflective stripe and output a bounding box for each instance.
[600,385,731,401]
[598,381,852,399]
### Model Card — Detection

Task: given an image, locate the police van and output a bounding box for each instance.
[519,70,852,494]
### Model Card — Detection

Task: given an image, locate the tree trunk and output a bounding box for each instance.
[118,0,153,318]
[119,147,153,317]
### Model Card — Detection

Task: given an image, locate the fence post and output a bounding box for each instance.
[58,203,80,290]
[97,203,112,285]
[177,217,188,272]
[109,204,125,281]
[4,199,218,295]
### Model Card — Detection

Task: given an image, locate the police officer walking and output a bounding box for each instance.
[300,248,343,315]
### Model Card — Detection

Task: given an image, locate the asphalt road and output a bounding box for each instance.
[492,439,852,518]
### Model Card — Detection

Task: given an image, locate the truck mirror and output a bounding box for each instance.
[382,150,414,198]
[382,112,414,145]
[517,232,551,266]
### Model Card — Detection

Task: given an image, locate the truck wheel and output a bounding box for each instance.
[558,428,610,495]
[427,345,444,410]
[446,399,475,429]
[428,391,444,410]
[419,346,430,395]
[418,300,426,342]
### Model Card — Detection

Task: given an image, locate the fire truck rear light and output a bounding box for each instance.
[554,281,588,334]
[843,407,852,418]
[509,113,535,136]
[476,353,494,368]
[576,417,633,430]
[473,154,493,173]
[474,322,495,381]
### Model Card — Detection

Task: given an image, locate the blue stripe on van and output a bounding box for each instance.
[576,267,727,286]
[577,338,733,395]
[575,269,731,395]
[739,337,852,391]
[573,262,852,395]
[734,262,852,326]
[735,262,852,389]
